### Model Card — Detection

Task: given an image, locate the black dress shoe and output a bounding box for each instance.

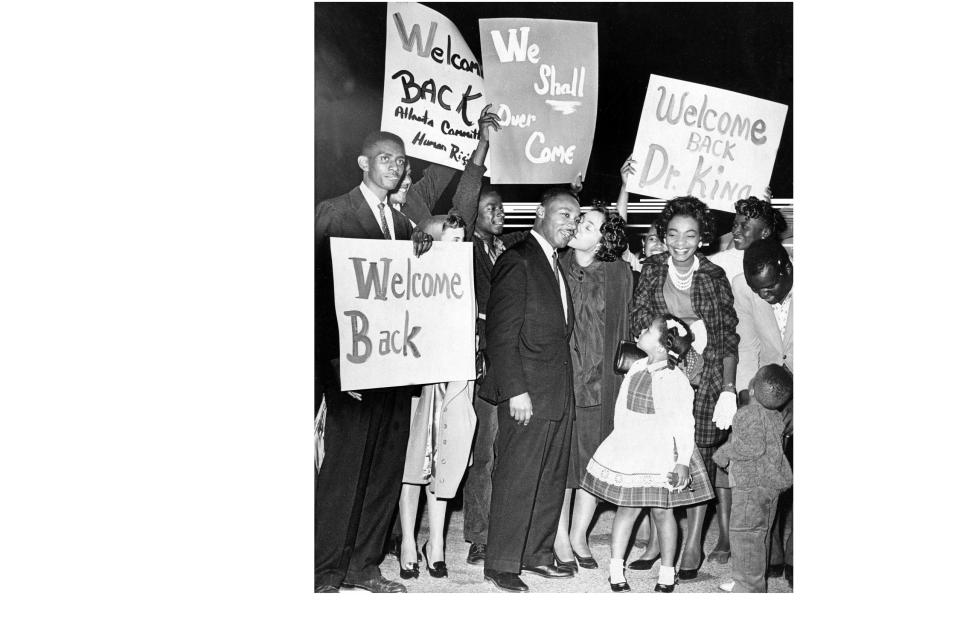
[678,555,703,580]
[785,564,793,588]
[767,563,785,578]
[315,584,339,593]
[573,549,599,569]
[342,575,407,593]
[627,555,660,571]
[423,542,448,578]
[484,569,529,592]
[466,542,486,565]
[521,562,575,579]
[654,582,675,593]
[553,552,578,574]
[609,578,631,592]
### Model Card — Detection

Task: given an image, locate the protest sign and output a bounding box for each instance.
[478,18,598,184]
[625,75,788,213]
[330,238,477,391]
[381,2,487,170]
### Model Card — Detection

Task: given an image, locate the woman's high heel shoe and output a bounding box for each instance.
[398,550,421,580]
[627,554,660,571]
[423,542,448,578]
[553,552,578,574]
[609,578,631,592]
[572,549,598,570]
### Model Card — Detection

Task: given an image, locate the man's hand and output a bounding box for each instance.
[570,172,584,195]
[478,103,502,142]
[509,392,533,426]
[411,228,433,257]
[331,358,361,401]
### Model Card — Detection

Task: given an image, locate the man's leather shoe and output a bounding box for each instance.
[466,542,486,565]
[521,562,575,579]
[315,584,339,593]
[341,576,407,593]
[785,564,793,588]
[767,563,785,578]
[484,569,529,592]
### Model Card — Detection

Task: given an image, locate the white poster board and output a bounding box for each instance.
[381,2,487,169]
[626,75,788,213]
[330,238,476,391]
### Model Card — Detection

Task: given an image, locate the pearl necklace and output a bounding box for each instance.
[668,256,699,291]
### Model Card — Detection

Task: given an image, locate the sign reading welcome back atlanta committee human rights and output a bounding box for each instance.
[330,238,477,391]
[381,2,488,170]
[625,75,788,213]
[478,18,598,184]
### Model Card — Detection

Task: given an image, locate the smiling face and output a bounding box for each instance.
[665,214,701,267]
[567,208,605,253]
[359,139,406,196]
[535,193,580,249]
[746,260,793,305]
[476,192,504,237]
[643,226,667,257]
[731,214,772,250]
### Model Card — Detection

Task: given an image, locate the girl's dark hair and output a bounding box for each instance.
[588,201,628,262]
[654,196,716,245]
[652,314,694,370]
[734,196,788,236]
[442,214,466,231]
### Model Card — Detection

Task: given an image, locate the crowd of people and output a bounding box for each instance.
[314,110,794,594]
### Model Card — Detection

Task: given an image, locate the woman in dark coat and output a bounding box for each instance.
[552,203,633,570]
[627,196,739,580]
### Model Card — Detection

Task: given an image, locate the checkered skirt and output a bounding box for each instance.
[581,447,715,508]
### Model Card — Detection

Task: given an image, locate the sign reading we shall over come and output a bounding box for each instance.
[330,238,476,391]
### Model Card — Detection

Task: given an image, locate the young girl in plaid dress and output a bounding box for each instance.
[582,314,715,592]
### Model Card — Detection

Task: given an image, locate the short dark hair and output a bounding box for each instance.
[586,201,628,262]
[734,196,787,236]
[651,314,694,370]
[360,131,404,157]
[442,214,465,231]
[540,186,579,209]
[654,196,716,244]
[753,364,792,410]
[743,237,790,278]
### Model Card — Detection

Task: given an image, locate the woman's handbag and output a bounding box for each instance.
[613,340,646,375]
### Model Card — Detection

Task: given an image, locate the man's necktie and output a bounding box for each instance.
[552,250,568,321]
[377,202,392,240]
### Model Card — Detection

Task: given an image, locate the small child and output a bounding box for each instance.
[714,364,793,593]
[581,314,716,593]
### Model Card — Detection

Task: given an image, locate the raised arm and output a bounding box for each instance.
[616,156,636,219]
[452,104,500,239]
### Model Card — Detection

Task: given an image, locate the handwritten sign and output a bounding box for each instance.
[381,2,487,170]
[330,238,477,391]
[479,18,598,184]
[625,75,788,213]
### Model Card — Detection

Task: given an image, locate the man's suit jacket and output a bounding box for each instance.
[315,186,416,391]
[732,273,793,391]
[479,233,574,421]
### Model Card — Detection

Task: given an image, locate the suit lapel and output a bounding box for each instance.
[528,235,566,326]
[348,187,384,239]
[390,207,412,241]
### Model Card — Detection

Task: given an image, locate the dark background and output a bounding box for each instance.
[316,2,792,223]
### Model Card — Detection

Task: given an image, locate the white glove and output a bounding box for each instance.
[712,390,737,430]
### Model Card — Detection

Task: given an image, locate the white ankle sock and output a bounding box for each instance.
[658,565,676,585]
[609,559,625,583]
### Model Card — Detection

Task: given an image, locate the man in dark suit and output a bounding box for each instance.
[314,130,430,594]
[479,187,580,592]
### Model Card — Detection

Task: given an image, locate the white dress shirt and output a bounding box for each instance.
[359,181,396,239]
[530,229,568,320]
